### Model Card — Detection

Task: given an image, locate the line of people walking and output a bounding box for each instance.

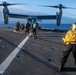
[14,20,39,39]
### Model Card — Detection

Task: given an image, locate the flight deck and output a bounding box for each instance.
[0,28,76,75]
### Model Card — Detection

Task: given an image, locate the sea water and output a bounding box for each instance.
[0,23,14,28]
[39,23,72,30]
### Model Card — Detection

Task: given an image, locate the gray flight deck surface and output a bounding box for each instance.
[0,28,76,75]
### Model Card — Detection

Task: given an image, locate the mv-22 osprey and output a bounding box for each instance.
[0,1,75,26]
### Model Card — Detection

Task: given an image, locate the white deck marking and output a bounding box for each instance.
[0,33,32,74]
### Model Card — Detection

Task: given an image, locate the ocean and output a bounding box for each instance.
[39,23,72,30]
[0,23,72,30]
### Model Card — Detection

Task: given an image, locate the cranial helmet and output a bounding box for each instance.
[72,23,76,30]
[32,19,34,22]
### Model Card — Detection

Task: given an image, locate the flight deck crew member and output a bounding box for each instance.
[31,20,38,39]
[59,23,76,71]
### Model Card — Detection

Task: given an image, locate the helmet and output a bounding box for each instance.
[72,23,76,30]
[32,19,34,22]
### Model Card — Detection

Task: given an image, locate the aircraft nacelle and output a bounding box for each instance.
[2,12,8,24]
[2,6,9,24]
[56,12,61,26]
[56,9,62,26]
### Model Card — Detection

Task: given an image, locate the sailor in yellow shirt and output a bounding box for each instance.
[59,23,76,71]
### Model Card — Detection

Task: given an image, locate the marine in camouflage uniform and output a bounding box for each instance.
[20,24,25,34]
[14,21,20,32]
[25,20,31,34]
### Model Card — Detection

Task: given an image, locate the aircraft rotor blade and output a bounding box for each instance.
[7,3,26,6]
[62,6,76,9]
[0,1,26,6]
[40,4,76,9]
[0,4,3,6]
[39,5,58,8]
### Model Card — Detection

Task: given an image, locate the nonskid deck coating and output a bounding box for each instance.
[0,28,76,75]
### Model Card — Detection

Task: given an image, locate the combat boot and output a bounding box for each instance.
[59,58,65,71]
[59,63,64,71]
[74,59,76,66]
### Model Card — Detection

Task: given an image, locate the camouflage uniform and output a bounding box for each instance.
[25,21,31,34]
[14,21,20,32]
